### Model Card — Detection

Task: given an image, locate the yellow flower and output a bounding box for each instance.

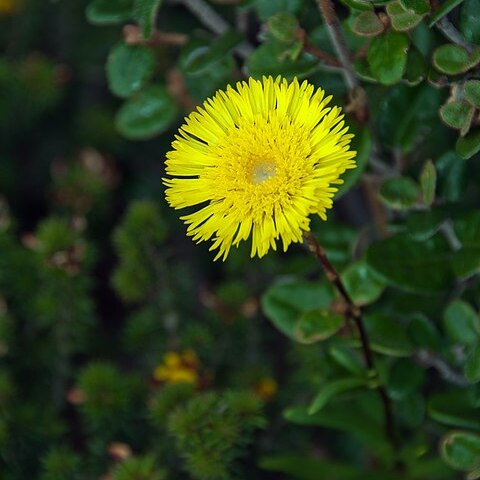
[255,378,278,401]
[153,350,201,386]
[164,76,356,260]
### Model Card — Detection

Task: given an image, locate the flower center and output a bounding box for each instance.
[251,160,276,184]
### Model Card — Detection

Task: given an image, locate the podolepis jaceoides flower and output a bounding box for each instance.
[164,76,357,260]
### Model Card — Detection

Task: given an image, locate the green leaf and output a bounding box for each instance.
[377,84,446,153]
[466,345,480,383]
[295,309,344,344]
[429,390,480,429]
[388,358,425,400]
[400,0,430,14]
[341,260,385,306]
[443,300,480,346]
[366,233,454,293]
[106,44,156,98]
[452,247,480,278]
[452,210,480,276]
[456,130,480,159]
[86,0,134,25]
[351,11,385,36]
[396,392,425,428]
[363,314,413,356]
[115,85,178,140]
[329,344,365,375]
[133,0,162,40]
[285,391,393,460]
[460,0,480,44]
[429,0,465,26]
[407,313,441,350]
[387,1,424,31]
[436,150,468,201]
[367,29,409,85]
[268,12,299,43]
[420,160,437,207]
[379,176,420,209]
[246,39,318,80]
[407,210,445,241]
[404,46,427,85]
[308,377,368,414]
[185,30,243,75]
[261,281,334,342]
[433,45,480,75]
[254,0,303,21]
[465,80,480,108]
[440,431,480,471]
[440,101,474,135]
[335,125,372,199]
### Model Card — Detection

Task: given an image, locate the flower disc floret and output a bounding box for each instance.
[164,76,357,260]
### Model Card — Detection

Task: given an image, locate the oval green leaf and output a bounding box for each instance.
[379,176,420,209]
[107,43,156,98]
[86,0,134,25]
[367,29,409,85]
[441,431,480,471]
[115,85,178,140]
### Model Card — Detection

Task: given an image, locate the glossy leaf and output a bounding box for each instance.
[428,390,480,430]
[341,260,385,306]
[407,313,441,350]
[115,85,178,140]
[460,0,480,44]
[133,0,163,39]
[404,46,427,85]
[440,102,474,134]
[106,43,156,98]
[443,300,480,346]
[400,0,430,14]
[407,210,445,241]
[295,309,344,344]
[379,176,420,209]
[247,40,318,80]
[387,1,423,31]
[308,377,367,414]
[351,11,384,36]
[452,247,480,278]
[420,160,437,206]
[433,45,480,75]
[456,130,480,159]
[268,12,298,43]
[440,431,480,471]
[366,233,454,293]
[86,0,134,25]
[186,30,243,74]
[464,80,480,108]
[261,281,334,342]
[329,344,365,375]
[465,345,480,383]
[363,314,413,356]
[367,30,409,85]
[388,358,425,400]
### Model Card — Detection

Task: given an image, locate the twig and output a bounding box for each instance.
[296,28,341,67]
[304,231,399,452]
[415,350,469,387]
[439,220,462,251]
[170,0,253,59]
[123,25,188,46]
[314,0,359,89]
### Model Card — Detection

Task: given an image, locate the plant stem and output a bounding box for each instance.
[314,0,358,89]
[304,230,399,451]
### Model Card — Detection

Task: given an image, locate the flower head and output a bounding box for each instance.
[164,76,356,260]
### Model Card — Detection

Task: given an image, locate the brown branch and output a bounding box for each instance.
[314,0,359,89]
[304,231,399,452]
[123,25,188,46]
[297,28,341,67]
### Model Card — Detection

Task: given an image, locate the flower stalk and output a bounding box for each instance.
[304,231,399,452]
